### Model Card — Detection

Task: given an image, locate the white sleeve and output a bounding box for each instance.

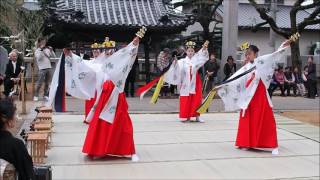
[100,42,138,92]
[191,48,209,70]
[163,60,181,85]
[64,54,97,100]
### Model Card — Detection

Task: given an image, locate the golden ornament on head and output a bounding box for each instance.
[136,26,147,38]
[289,32,300,43]
[240,42,250,51]
[91,43,100,49]
[185,41,196,49]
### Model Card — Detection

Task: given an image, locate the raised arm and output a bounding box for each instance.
[191,41,209,69]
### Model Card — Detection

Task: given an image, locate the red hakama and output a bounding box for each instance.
[236,80,278,148]
[82,80,135,156]
[179,73,202,119]
[85,97,96,118]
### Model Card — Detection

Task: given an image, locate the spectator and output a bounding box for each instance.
[293,67,306,96]
[268,69,278,98]
[223,56,236,81]
[303,65,309,96]
[157,48,171,97]
[204,53,220,95]
[34,37,56,101]
[125,59,138,97]
[273,66,286,96]
[306,56,317,98]
[0,99,35,180]
[0,46,9,90]
[284,67,296,96]
[3,51,22,97]
[157,48,171,72]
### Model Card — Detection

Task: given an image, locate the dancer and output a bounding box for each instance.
[212,39,293,154]
[47,27,146,161]
[138,41,209,122]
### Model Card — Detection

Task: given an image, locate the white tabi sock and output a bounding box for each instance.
[131,154,139,162]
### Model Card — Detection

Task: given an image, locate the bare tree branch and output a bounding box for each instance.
[248,0,290,38]
[211,0,223,18]
[251,21,268,32]
[298,6,320,32]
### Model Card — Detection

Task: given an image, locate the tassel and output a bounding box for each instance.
[150,76,164,104]
[196,89,217,114]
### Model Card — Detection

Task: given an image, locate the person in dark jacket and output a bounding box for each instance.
[3,51,22,97]
[0,99,35,180]
[293,66,306,96]
[125,58,138,97]
[204,53,220,95]
[223,56,236,81]
[306,56,317,98]
[284,66,296,96]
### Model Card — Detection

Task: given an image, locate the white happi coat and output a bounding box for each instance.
[164,48,209,96]
[47,42,139,123]
[217,44,289,113]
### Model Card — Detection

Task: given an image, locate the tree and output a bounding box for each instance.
[248,0,320,68]
[172,0,223,52]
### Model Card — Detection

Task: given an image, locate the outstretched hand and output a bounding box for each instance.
[133,37,140,46]
[281,39,291,48]
[202,40,209,50]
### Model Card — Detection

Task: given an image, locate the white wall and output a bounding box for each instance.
[238,29,320,56]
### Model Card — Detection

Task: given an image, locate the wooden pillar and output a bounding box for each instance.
[143,40,150,83]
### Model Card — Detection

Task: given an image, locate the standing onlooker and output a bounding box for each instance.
[284,67,296,96]
[0,46,9,90]
[306,56,317,98]
[273,66,286,96]
[34,37,56,101]
[223,56,236,81]
[268,69,278,98]
[293,67,306,96]
[125,59,138,97]
[156,48,171,97]
[3,51,22,97]
[204,53,220,95]
[0,99,35,179]
[303,65,309,95]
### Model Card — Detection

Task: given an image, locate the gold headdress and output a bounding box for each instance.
[91,43,100,49]
[185,41,196,49]
[101,36,116,48]
[240,42,250,51]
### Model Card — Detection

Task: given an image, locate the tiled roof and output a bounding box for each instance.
[217,3,319,30]
[53,0,188,29]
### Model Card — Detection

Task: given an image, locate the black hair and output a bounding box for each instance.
[37,37,46,43]
[248,45,259,54]
[0,99,17,130]
[227,56,234,61]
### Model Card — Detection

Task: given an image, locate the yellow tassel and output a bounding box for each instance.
[196,89,217,114]
[150,76,164,104]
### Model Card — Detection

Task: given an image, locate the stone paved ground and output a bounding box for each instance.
[64,96,320,113]
[46,113,319,179]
